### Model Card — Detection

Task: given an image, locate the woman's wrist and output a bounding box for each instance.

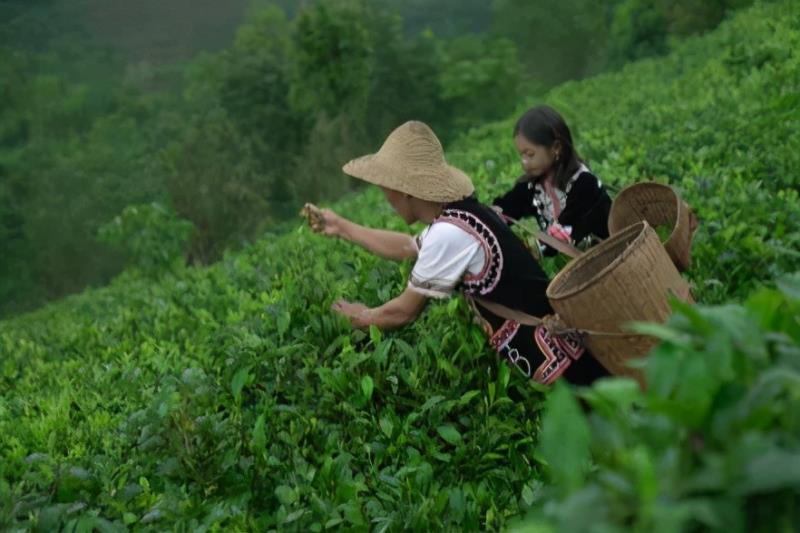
[334,215,353,240]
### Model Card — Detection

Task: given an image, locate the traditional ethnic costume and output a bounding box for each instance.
[493,164,611,255]
[341,121,609,386]
[408,195,609,386]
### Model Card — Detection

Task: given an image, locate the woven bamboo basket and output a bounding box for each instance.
[546,221,693,386]
[607,182,697,272]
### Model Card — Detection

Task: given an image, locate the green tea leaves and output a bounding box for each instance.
[436,425,463,445]
[361,375,374,401]
[251,413,267,455]
[538,383,590,495]
[231,366,252,402]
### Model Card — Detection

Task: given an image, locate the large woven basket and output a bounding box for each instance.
[546,221,693,386]
[608,182,697,272]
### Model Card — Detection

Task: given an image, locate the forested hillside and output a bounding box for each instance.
[1,0,757,316]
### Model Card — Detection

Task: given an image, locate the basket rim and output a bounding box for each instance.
[608,181,684,242]
[547,220,651,301]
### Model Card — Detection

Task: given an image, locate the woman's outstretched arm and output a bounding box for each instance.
[313,206,418,261]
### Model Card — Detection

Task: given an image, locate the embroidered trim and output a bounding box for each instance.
[531,165,592,227]
[564,164,590,194]
[532,325,586,385]
[436,209,503,295]
[489,319,520,351]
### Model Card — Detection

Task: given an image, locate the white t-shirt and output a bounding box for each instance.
[407,221,486,298]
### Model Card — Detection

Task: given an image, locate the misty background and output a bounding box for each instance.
[0,0,751,317]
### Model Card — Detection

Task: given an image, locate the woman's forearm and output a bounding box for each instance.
[357,303,416,330]
[347,288,428,330]
[339,219,418,261]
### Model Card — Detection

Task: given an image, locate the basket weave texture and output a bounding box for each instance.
[608,182,696,272]
[547,221,693,386]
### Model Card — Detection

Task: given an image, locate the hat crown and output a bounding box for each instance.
[341,120,474,203]
[377,121,446,171]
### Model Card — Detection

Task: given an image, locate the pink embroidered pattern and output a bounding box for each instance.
[489,320,520,351]
[489,319,532,377]
[532,326,586,385]
[436,209,504,295]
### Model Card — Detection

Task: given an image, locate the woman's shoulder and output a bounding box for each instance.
[567,166,604,193]
[577,168,602,182]
[422,217,482,247]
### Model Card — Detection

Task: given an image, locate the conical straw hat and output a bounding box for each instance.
[342,121,474,203]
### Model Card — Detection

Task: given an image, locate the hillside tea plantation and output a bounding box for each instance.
[2,2,800,531]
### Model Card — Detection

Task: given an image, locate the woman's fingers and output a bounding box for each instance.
[300,203,327,233]
[331,300,365,314]
[331,300,370,329]
[300,203,344,236]
[546,223,572,243]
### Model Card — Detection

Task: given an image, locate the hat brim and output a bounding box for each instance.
[342,153,474,203]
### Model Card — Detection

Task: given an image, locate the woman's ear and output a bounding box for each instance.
[552,140,563,161]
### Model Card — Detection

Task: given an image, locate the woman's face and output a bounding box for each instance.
[514,134,558,179]
[381,187,416,224]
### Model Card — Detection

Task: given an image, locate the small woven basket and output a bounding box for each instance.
[608,182,697,272]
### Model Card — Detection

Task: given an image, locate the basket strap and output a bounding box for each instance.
[533,229,582,258]
[473,297,544,327]
[500,214,582,258]
[472,297,641,339]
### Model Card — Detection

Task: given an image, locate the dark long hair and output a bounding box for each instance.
[513,105,582,191]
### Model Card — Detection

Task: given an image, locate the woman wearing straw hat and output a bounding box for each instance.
[303,121,608,386]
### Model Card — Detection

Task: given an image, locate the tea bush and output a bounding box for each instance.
[455,0,800,304]
[1,1,799,530]
[97,203,195,277]
[509,275,800,532]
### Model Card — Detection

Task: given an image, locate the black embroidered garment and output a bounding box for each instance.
[492,166,612,252]
[436,196,608,386]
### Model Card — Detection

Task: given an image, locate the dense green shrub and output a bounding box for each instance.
[97,203,194,276]
[511,275,800,532]
[458,0,800,303]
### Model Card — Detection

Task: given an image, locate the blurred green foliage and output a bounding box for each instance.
[491,0,760,84]
[0,0,522,316]
[97,203,194,277]
[0,0,764,317]
[511,275,800,532]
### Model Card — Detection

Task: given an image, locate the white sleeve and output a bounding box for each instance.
[408,222,485,299]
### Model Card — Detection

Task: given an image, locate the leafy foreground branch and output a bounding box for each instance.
[512,274,800,533]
